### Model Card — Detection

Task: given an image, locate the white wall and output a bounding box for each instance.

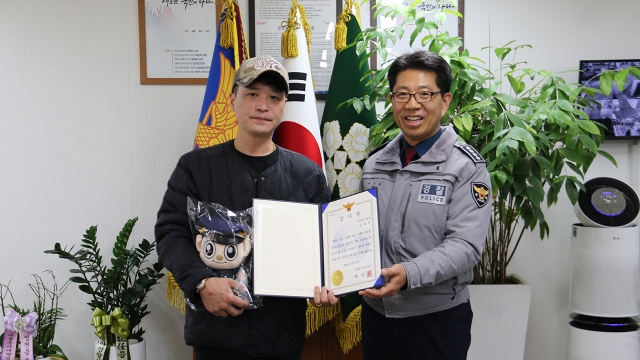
[464,1,640,359]
[0,1,638,359]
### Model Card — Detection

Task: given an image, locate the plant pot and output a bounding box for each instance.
[109,338,146,360]
[467,274,532,360]
[92,338,146,360]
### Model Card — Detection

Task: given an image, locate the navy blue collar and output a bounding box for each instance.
[399,128,443,162]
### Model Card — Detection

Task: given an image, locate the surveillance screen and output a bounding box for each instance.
[579,60,640,138]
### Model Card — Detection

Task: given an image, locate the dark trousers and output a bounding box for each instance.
[362,300,473,360]
[195,347,303,360]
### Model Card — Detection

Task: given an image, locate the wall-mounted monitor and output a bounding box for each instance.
[579,59,640,140]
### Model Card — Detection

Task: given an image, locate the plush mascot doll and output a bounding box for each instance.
[195,216,251,287]
[187,197,261,308]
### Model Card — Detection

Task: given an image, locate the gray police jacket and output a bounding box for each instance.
[361,125,491,317]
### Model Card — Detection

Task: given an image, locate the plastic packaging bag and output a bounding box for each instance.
[186,197,262,309]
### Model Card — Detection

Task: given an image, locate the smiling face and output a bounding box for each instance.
[230,81,286,140]
[196,234,248,270]
[391,69,452,146]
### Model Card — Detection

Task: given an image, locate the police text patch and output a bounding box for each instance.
[471,182,490,208]
[417,183,447,205]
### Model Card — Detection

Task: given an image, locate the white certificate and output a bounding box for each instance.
[252,189,382,297]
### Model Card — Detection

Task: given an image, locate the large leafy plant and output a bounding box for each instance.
[347,0,640,284]
[0,272,69,359]
[45,217,164,345]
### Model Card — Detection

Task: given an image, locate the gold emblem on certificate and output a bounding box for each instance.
[331,270,344,286]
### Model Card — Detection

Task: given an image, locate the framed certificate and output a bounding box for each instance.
[248,0,341,99]
[138,0,221,85]
[252,189,382,297]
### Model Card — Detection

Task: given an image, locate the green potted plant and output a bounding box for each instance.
[44,217,164,360]
[343,0,640,358]
[348,0,640,284]
[0,272,69,360]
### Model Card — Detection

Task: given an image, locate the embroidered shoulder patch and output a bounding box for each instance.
[471,182,490,208]
[457,144,485,164]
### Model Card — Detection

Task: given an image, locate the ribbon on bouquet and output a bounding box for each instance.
[92,308,130,360]
[2,309,39,360]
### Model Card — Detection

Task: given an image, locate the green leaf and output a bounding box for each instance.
[462,113,473,132]
[507,74,525,94]
[510,127,536,154]
[530,176,545,203]
[534,155,554,174]
[559,148,585,163]
[353,97,364,114]
[556,100,573,112]
[565,161,584,177]
[69,276,89,284]
[549,109,573,128]
[599,71,614,96]
[505,112,526,129]
[494,93,519,106]
[78,284,94,294]
[575,119,601,135]
[578,134,598,154]
[409,27,422,48]
[513,180,526,196]
[547,178,564,207]
[459,100,492,113]
[597,150,618,167]
[495,171,507,184]
[495,47,512,61]
[565,177,579,204]
[614,68,629,91]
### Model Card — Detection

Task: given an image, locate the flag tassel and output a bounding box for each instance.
[282,0,307,59]
[166,272,186,314]
[333,304,362,354]
[220,1,236,46]
[335,0,361,51]
[305,301,340,336]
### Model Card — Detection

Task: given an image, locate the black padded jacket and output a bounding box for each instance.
[155,139,330,357]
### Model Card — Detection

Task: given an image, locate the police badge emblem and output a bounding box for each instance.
[471,182,490,208]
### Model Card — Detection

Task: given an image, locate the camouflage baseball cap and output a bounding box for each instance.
[233,54,289,93]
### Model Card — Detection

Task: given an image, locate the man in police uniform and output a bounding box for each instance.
[359,50,492,360]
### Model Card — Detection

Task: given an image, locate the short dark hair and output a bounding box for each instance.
[387,50,452,94]
[232,71,288,95]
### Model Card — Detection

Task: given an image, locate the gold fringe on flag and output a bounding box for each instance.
[281,0,313,59]
[218,0,241,69]
[332,304,362,354]
[334,0,361,51]
[297,3,312,58]
[305,301,341,337]
[166,272,186,314]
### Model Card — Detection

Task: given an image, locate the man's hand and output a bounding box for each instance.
[199,277,251,317]
[359,264,407,299]
[309,286,339,307]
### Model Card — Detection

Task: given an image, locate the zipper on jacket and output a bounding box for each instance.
[400,192,411,234]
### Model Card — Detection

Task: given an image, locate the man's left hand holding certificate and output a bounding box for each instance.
[252,189,383,299]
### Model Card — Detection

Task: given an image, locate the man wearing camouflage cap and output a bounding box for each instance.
[156,55,337,359]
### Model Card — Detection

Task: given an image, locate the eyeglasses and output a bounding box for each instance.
[390,91,442,103]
